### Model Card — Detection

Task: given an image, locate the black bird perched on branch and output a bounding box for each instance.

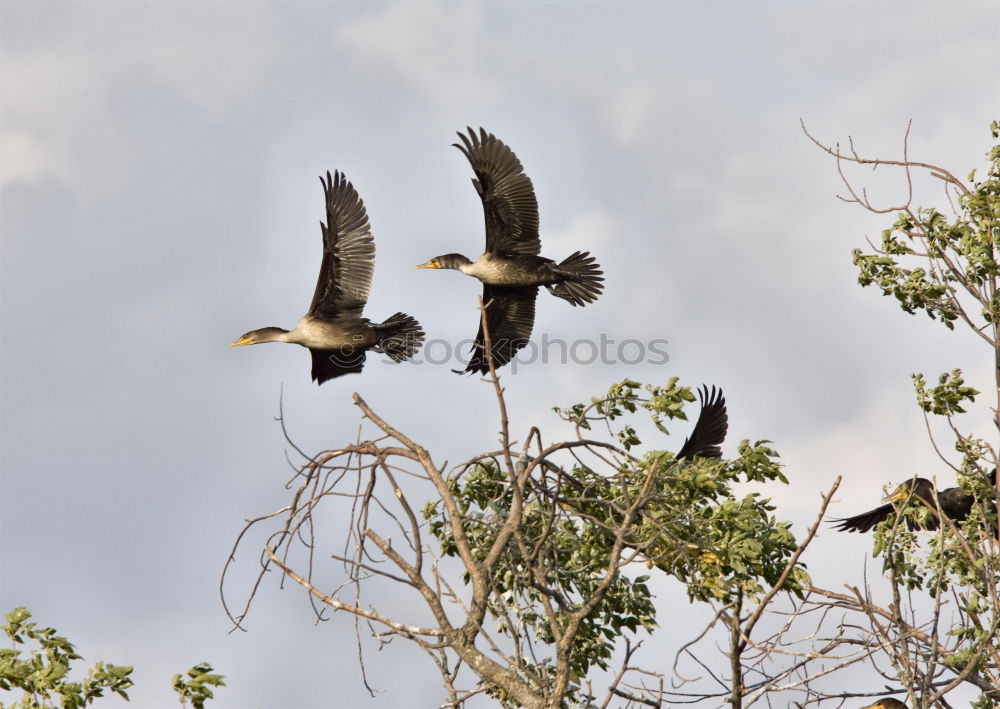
[831,470,997,534]
[860,699,908,709]
[417,127,604,374]
[230,171,424,384]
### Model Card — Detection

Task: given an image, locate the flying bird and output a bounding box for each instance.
[230,171,424,385]
[417,127,604,374]
[831,470,997,534]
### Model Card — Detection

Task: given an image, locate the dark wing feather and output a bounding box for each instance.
[831,491,939,533]
[460,285,537,375]
[830,503,896,533]
[677,386,728,461]
[454,127,540,256]
[310,347,366,384]
[309,171,375,321]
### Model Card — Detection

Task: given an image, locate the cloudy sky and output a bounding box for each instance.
[2,2,998,707]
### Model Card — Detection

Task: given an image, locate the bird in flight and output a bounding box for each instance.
[231,171,424,384]
[418,127,603,374]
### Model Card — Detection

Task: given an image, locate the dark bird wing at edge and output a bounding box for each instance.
[310,348,366,385]
[832,476,937,533]
[459,284,537,375]
[309,171,376,321]
[677,385,728,461]
[830,502,902,533]
[454,127,540,256]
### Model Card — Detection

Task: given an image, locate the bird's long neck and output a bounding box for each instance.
[440,253,475,272]
[255,327,292,343]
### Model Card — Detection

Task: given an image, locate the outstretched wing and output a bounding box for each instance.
[454,127,540,256]
[309,347,366,385]
[309,171,376,321]
[831,482,940,533]
[460,285,537,375]
[677,386,728,460]
[829,503,896,533]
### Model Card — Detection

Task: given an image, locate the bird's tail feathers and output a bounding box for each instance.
[373,312,425,363]
[548,251,604,306]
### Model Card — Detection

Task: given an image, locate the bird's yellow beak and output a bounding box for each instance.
[229,336,251,347]
[416,260,440,269]
[882,486,906,503]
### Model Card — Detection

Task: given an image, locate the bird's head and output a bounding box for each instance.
[883,477,934,504]
[416,254,473,271]
[860,698,908,709]
[229,327,288,346]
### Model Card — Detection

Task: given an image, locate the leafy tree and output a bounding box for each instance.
[0,607,133,709]
[799,119,1000,707]
[171,664,226,709]
[224,304,815,707]
[0,607,224,709]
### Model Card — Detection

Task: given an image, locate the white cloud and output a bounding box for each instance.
[544,209,615,256]
[137,4,279,121]
[0,3,280,202]
[1,52,100,190]
[0,130,62,186]
[603,83,657,146]
[337,2,490,103]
